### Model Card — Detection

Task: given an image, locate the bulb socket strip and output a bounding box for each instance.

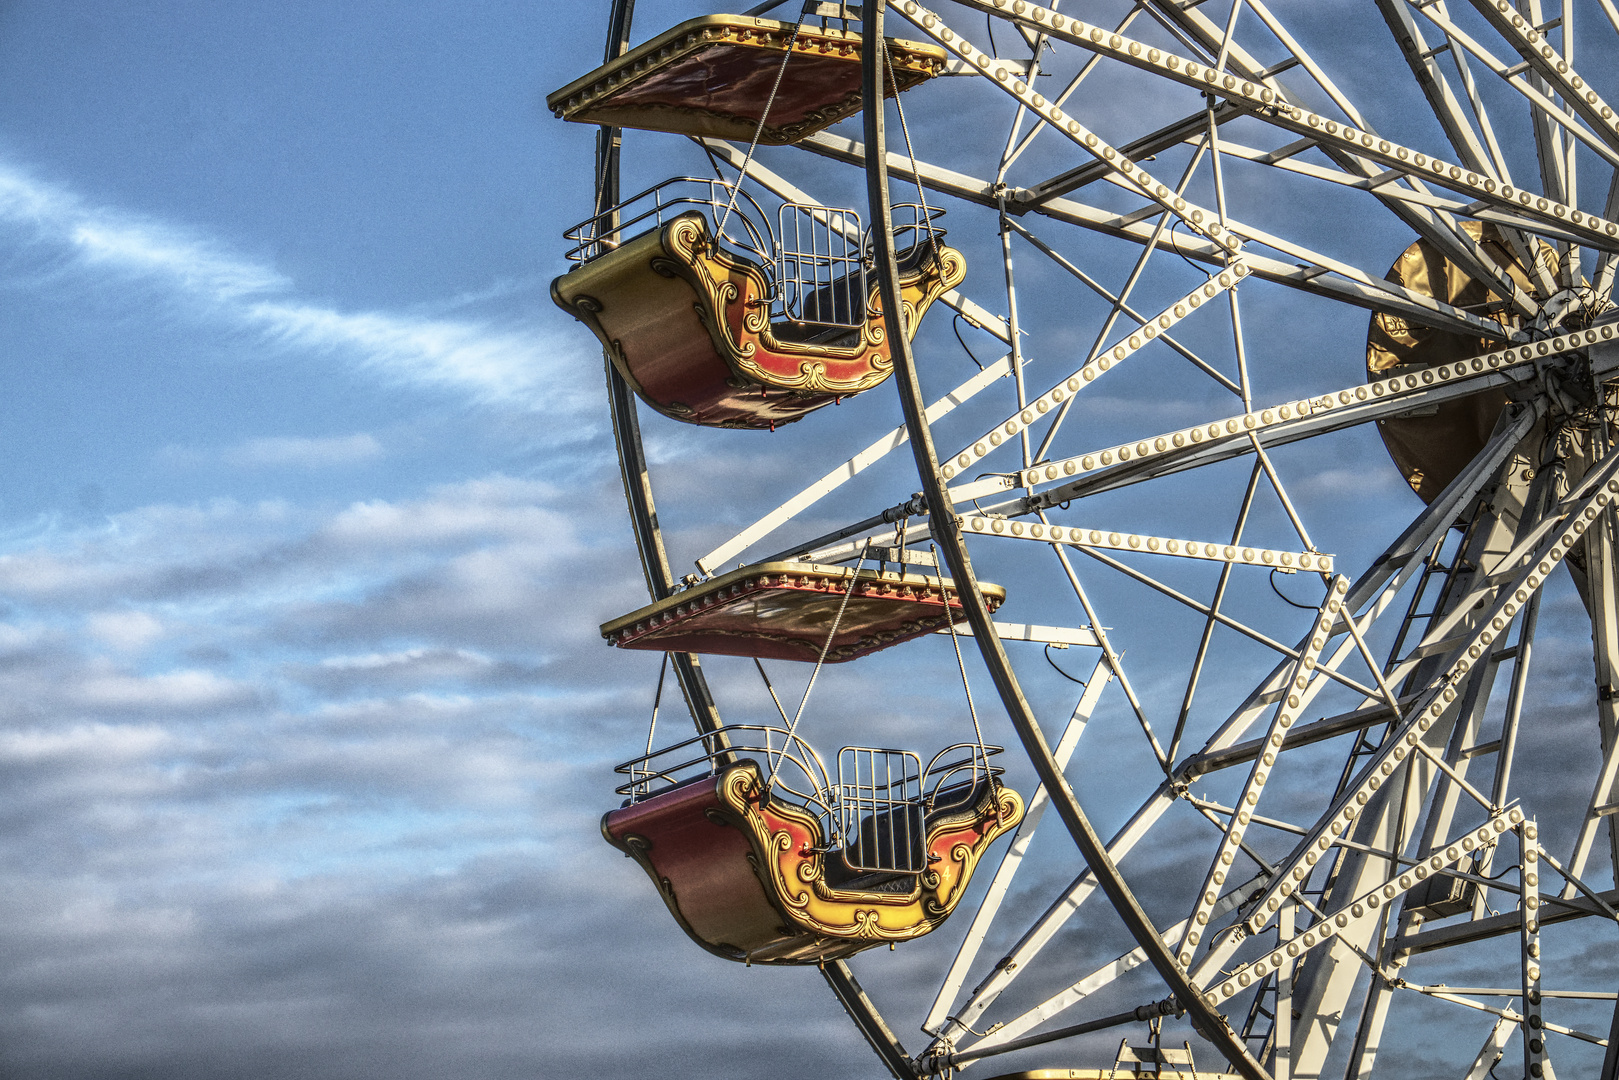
[924,0,1619,251]
[1177,577,1348,968]
[558,22,941,117]
[938,264,1250,483]
[1471,0,1619,162]
[892,0,1244,255]
[960,513,1333,572]
[1520,821,1549,1077]
[1201,807,1523,1008]
[1240,464,1619,938]
[1010,324,1616,493]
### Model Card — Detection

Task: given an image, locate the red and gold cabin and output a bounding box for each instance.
[547,14,962,429]
[552,186,965,430]
[603,730,1024,964]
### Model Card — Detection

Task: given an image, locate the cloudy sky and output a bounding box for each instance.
[0,3,784,1077]
[3,1,1618,1078]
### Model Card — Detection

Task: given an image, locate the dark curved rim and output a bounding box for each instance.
[859,3,1269,1075]
[591,2,916,1076]
[593,0,731,757]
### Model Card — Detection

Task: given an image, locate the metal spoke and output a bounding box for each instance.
[1047,537,1171,770]
[697,353,1013,574]
[1003,218,1241,396]
[922,417,1527,1047]
[923,655,1112,1036]
[1170,462,1264,763]
[797,129,1524,337]
[1567,493,1619,887]
[996,4,1147,177]
[1409,2,1619,164]
[581,0,1619,1073]
[1376,0,1505,179]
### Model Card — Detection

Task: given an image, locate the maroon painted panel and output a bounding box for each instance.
[606,45,866,130]
[603,771,788,957]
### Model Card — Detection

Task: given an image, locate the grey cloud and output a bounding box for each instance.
[286,647,549,695]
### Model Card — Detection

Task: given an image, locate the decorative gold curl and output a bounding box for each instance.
[710,760,1023,946]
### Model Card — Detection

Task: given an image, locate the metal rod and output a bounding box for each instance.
[1407,986,1619,1000]
[999,206,1032,470]
[1003,217,1240,395]
[1074,543,1380,700]
[823,960,918,1080]
[1029,137,1215,463]
[1047,533,1169,771]
[948,999,1180,1066]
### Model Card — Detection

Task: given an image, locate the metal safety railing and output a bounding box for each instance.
[886,202,948,272]
[923,741,1001,815]
[614,724,836,822]
[837,747,924,873]
[776,202,865,328]
[616,726,1002,877]
[563,176,775,267]
[564,178,913,332]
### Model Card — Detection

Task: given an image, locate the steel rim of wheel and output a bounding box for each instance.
[586,1,1619,1077]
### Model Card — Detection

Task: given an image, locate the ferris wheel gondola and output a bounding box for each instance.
[551,0,1619,1077]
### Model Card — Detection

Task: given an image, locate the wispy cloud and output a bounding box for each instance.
[0,162,588,411]
[227,434,384,469]
[160,434,386,470]
[0,470,852,1080]
[248,301,560,405]
[85,610,165,652]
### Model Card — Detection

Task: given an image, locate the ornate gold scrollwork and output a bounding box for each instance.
[713,760,1024,944]
[607,760,1022,962]
[668,214,963,397]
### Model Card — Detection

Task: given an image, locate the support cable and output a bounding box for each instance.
[717,15,805,238]
[936,543,993,800]
[767,540,871,797]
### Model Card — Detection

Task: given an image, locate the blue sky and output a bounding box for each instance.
[3,1,1618,1077]
[0,3,792,1077]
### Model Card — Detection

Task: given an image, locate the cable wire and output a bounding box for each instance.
[952,313,987,370]
[1044,643,1088,686]
[766,541,871,796]
[717,16,805,240]
[1270,567,1316,610]
[935,544,993,810]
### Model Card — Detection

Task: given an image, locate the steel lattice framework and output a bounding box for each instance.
[585,0,1619,1076]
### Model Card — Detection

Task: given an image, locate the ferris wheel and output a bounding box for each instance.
[549,0,1619,1077]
